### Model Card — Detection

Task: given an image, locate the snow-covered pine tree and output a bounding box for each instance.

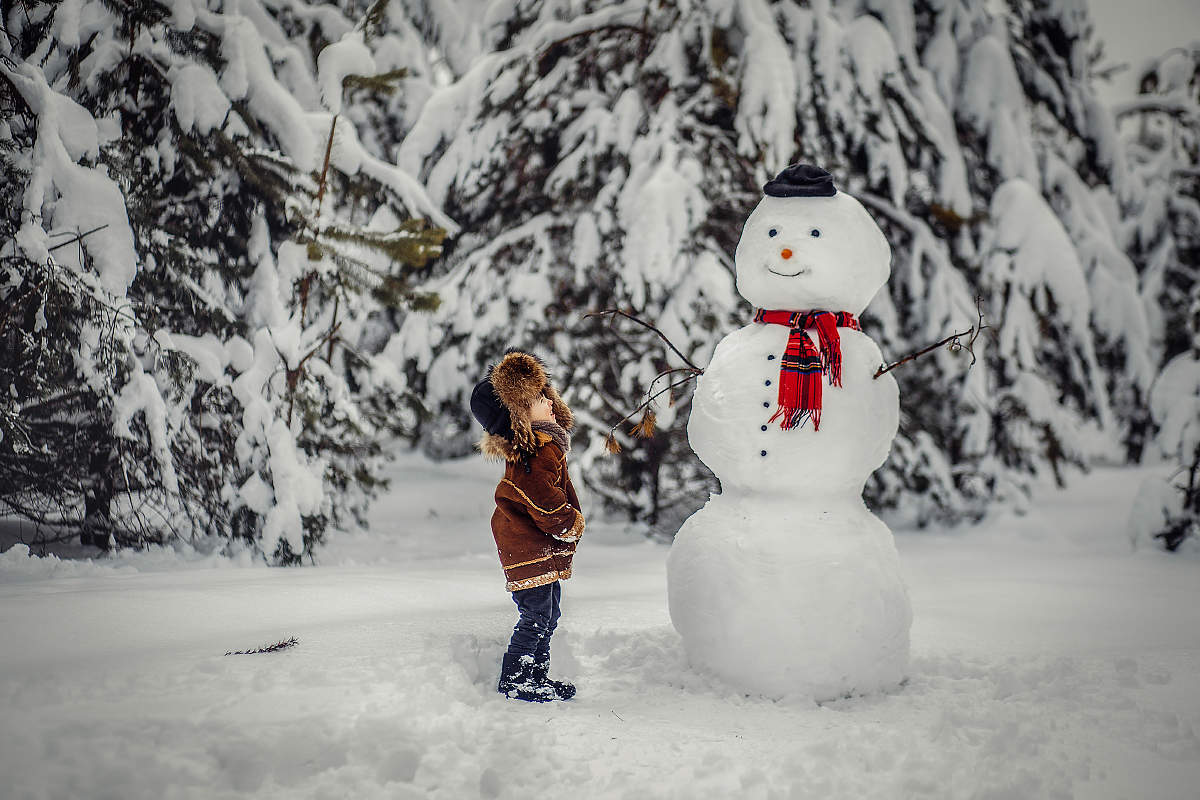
[1121,43,1200,551]
[1,0,452,561]
[1003,0,1155,464]
[0,138,125,548]
[387,1,756,530]
[859,0,1151,517]
[1120,44,1200,374]
[1,3,150,548]
[387,0,1149,528]
[1132,288,1200,553]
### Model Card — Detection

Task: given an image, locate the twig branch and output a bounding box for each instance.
[585,308,703,372]
[604,373,701,452]
[645,366,702,395]
[585,308,709,451]
[47,225,109,253]
[225,637,299,656]
[635,374,700,416]
[284,320,342,425]
[296,320,343,372]
[874,296,991,379]
[314,114,337,220]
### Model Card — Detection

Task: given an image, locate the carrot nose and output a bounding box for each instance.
[780,248,793,259]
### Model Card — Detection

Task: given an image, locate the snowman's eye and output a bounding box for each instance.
[810,229,821,238]
[768,228,778,238]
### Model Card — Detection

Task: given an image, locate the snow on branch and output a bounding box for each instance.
[535,24,653,76]
[1112,97,1200,122]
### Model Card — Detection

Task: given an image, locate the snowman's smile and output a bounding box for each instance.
[766,264,811,278]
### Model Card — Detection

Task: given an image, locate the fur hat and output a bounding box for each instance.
[472,351,573,457]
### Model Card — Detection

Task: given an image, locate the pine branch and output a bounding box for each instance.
[311,220,446,270]
[401,290,440,311]
[0,273,47,337]
[356,0,391,43]
[874,297,993,379]
[224,637,299,656]
[536,24,653,76]
[342,69,408,95]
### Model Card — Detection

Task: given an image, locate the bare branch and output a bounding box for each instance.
[586,309,709,450]
[874,296,992,379]
[314,114,337,219]
[296,320,343,371]
[47,224,109,253]
[605,372,701,446]
[585,308,704,372]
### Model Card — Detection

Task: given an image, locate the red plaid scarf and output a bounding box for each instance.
[754,309,860,431]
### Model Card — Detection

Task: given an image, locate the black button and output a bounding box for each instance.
[763,402,770,408]
[765,380,771,386]
[760,425,767,431]
[767,354,775,360]
[760,450,767,457]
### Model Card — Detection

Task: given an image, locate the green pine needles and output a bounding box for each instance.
[1,0,448,562]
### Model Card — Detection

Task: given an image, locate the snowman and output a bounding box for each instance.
[666,164,911,700]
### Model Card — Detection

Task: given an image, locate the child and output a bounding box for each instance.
[469,351,584,702]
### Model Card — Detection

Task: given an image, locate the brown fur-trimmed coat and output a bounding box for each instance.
[482,429,583,591]
[480,352,584,592]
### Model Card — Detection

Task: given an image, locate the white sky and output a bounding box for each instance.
[1088,0,1200,103]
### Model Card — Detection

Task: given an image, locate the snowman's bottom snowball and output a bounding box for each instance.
[666,494,911,700]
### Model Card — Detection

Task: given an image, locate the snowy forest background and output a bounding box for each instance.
[1,0,1197,563]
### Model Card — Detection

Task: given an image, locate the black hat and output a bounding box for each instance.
[763,164,837,198]
[470,378,513,439]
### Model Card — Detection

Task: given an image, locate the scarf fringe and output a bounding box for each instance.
[768,406,820,431]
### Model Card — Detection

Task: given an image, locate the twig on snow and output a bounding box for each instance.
[225,637,299,656]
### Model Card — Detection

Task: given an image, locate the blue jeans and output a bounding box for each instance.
[507,581,561,660]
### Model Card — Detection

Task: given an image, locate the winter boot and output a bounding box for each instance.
[498,653,557,702]
[532,659,576,700]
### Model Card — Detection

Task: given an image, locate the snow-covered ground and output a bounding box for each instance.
[2,455,1198,800]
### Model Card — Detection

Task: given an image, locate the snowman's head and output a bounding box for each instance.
[734,166,891,315]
